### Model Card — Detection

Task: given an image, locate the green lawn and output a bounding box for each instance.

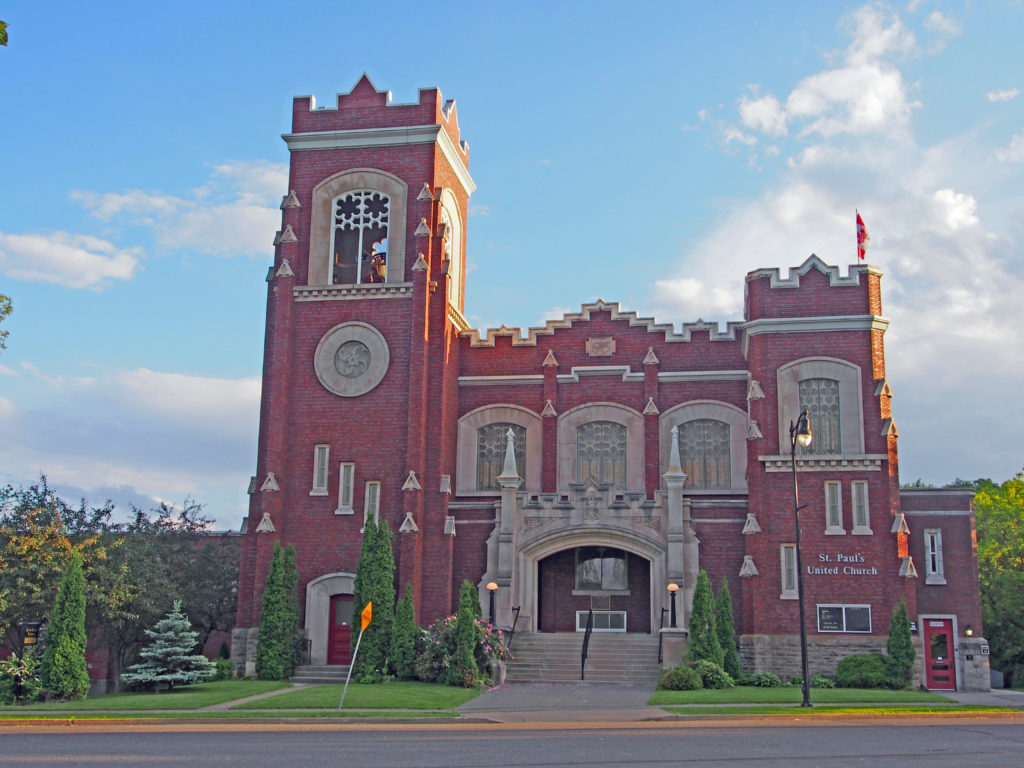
[661,704,1013,716]
[0,680,289,711]
[648,686,954,706]
[231,681,481,710]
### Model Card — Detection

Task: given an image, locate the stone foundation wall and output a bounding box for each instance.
[739,633,924,684]
[231,627,259,677]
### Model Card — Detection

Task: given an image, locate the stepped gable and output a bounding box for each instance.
[745,254,882,320]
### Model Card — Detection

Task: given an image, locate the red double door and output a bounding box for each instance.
[327,595,354,665]
[923,618,956,690]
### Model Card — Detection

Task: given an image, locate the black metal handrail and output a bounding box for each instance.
[504,605,521,651]
[658,607,669,664]
[580,609,594,680]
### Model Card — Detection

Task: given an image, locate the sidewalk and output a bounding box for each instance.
[458,682,664,723]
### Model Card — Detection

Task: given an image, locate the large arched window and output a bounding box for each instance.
[476,422,526,491]
[332,189,389,285]
[799,378,841,455]
[577,421,627,488]
[678,419,731,489]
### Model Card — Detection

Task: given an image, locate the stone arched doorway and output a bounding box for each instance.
[304,572,355,665]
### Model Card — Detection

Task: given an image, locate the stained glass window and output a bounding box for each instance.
[476,423,525,491]
[678,419,731,489]
[332,189,389,285]
[575,547,628,591]
[799,378,841,454]
[576,421,627,488]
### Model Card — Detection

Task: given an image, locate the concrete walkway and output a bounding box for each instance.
[945,688,1024,708]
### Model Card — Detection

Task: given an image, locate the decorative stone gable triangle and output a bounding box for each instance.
[746,420,763,440]
[276,259,294,278]
[881,418,899,438]
[255,512,276,533]
[412,253,429,272]
[439,474,452,494]
[260,472,280,492]
[642,347,659,366]
[542,349,558,367]
[444,516,456,536]
[280,190,301,209]
[890,512,910,535]
[541,399,558,417]
[742,513,762,534]
[437,220,450,239]
[739,555,758,577]
[413,218,431,237]
[874,378,894,398]
[898,556,918,578]
[416,182,434,201]
[747,380,766,400]
[272,230,282,246]
[642,397,660,416]
[399,511,419,533]
[402,470,422,491]
[279,224,298,243]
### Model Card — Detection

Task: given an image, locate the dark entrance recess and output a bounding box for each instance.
[327,594,354,665]
[923,618,956,690]
[537,547,650,633]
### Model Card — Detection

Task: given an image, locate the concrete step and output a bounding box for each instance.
[504,633,661,684]
[290,665,350,684]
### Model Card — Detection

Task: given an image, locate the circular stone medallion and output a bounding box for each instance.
[314,322,389,397]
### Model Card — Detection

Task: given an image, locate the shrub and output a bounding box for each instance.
[694,659,735,689]
[750,671,784,687]
[350,518,395,682]
[210,658,235,681]
[811,673,836,688]
[789,675,802,687]
[39,556,90,700]
[391,583,417,680]
[836,653,890,689]
[414,613,511,686]
[715,579,742,679]
[660,665,703,690]
[0,653,43,704]
[687,570,724,667]
[886,601,915,688]
[255,542,304,680]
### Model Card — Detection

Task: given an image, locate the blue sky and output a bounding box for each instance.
[1,1,1022,529]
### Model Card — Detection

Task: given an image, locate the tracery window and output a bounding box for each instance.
[332,189,389,285]
[476,423,526,491]
[575,547,628,591]
[799,378,841,454]
[577,421,627,488]
[678,419,730,489]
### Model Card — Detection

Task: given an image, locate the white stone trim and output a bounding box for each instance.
[759,455,886,472]
[742,315,888,358]
[456,405,542,495]
[294,283,414,302]
[557,402,644,491]
[776,357,865,455]
[313,321,390,398]
[658,401,748,491]
[458,375,544,387]
[304,572,355,665]
[745,254,881,288]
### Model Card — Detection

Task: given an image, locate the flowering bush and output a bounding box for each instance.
[413,614,512,687]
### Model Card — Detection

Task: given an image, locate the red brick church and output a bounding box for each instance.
[232,76,989,690]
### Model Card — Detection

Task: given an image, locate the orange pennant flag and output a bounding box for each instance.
[361,601,373,632]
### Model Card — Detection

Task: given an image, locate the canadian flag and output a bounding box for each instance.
[856,211,870,261]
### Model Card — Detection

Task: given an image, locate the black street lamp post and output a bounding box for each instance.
[486,581,498,625]
[790,409,814,709]
[667,583,679,629]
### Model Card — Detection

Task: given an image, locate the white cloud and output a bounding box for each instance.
[987,88,1020,103]
[996,134,1024,163]
[923,10,961,37]
[71,160,287,258]
[0,231,140,289]
[722,126,758,146]
[739,91,787,136]
[930,189,978,230]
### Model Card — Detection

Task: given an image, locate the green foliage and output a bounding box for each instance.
[714,578,741,678]
[0,652,43,704]
[885,601,915,688]
[255,542,302,680]
[351,517,396,682]
[120,601,214,690]
[451,580,481,686]
[686,570,723,667]
[39,556,90,700]
[210,657,234,681]
[750,671,784,687]
[974,471,1024,686]
[0,294,10,350]
[811,673,836,688]
[391,583,417,680]
[413,613,510,686]
[693,659,734,689]
[659,665,703,690]
[836,652,890,689]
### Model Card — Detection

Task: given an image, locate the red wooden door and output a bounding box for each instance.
[327,595,354,665]
[923,618,956,690]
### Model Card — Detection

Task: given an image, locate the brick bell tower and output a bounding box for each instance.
[233,75,474,671]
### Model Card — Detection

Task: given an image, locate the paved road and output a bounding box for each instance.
[4,719,1024,768]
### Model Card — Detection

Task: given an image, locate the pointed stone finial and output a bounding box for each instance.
[739,555,758,577]
[402,470,422,491]
[260,472,280,492]
[416,182,434,201]
[255,512,276,533]
[541,399,557,418]
[542,349,558,367]
[642,397,660,416]
[414,218,431,237]
[279,224,298,243]
[276,259,294,278]
[497,427,520,481]
[747,380,766,400]
[667,425,683,475]
[272,230,282,246]
[280,190,301,209]
[642,347,659,366]
[742,513,762,534]
[412,253,428,272]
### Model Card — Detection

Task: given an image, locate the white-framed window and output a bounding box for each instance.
[851,480,872,534]
[924,529,946,585]
[575,611,627,632]
[825,480,845,535]
[780,544,798,599]
[817,604,872,633]
[362,480,381,531]
[335,462,355,515]
[310,444,330,496]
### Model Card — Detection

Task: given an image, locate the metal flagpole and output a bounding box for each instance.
[339,601,372,710]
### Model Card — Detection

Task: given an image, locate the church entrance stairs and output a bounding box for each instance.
[504,633,662,684]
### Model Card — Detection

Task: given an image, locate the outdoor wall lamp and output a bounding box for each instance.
[667,582,679,629]
[486,581,498,625]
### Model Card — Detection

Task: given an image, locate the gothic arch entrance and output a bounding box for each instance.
[305,572,355,665]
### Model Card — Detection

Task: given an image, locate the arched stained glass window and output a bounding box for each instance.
[332,189,389,285]
[476,423,525,491]
[577,421,627,489]
[799,378,841,454]
[678,419,731,489]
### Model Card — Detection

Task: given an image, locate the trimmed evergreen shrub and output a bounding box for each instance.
[391,583,417,680]
[351,518,396,682]
[450,580,481,687]
[121,601,215,690]
[886,601,915,688]
[660,665,703,691]
[211,658,235,681]
[687,570,724,667]
[715,578,742,679]
[811,673,836,688]
[39,556,90,700]
[255,542,303,680]
[694,659,735,689]
[836,653,890,689]
[750,671,784,687]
